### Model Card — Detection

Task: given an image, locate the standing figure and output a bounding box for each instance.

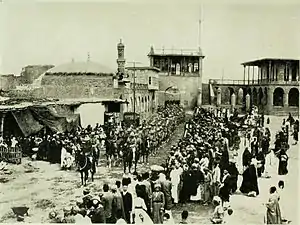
[265,186,282,224]
[277,149,288,175]
[151,183,165,224]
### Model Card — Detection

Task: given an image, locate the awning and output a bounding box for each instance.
[12,110,44,137]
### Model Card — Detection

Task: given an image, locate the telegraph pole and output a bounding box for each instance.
[127,61,141,124]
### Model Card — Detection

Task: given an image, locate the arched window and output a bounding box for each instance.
[237,88,244,105]
[288,88,299,107]
[273,88,284,106]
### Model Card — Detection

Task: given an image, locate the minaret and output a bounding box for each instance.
[117,39,126,80]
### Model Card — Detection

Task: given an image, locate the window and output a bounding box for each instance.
[149,77,152,85]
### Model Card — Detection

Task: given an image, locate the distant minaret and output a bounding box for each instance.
[117,39,126,80]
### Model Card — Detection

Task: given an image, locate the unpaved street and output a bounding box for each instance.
[0,115,298,224]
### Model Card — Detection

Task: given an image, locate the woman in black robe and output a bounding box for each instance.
[179,165,192,203]
[242,147,252,168]
[239,161,259,196]
[227,162,239,193]
[278,149,288,175]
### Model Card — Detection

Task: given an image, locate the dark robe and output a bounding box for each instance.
[190,170,203,196]
[179,171,192,203]
[219,149,229,176]
[256,151,266,177]
[90,205,106,223]
[122,191,132,224]
[227,163,238,193]
[242,148,252,167]
[278,151,288,175]
[240,164,259,196]
[219,174,231,202]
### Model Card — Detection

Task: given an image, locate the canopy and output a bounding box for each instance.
[30,106,80,133]
[11,110,44,137]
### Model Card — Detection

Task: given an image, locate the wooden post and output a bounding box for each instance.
[0,112,6,137]
[243,66,246,84]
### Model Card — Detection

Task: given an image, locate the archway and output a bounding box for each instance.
[228,87,235,105]
[253,88,258,106]
[264,87,268,105]
[237,88,244,105]
[246,88,252,106]
[273,88,284,106]
[288,88,299,107]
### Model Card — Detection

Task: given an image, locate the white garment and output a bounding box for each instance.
[74,214,91,224]
[11,139,18,148]
[61,147,67,167]
[116,218,127,224]
[170,168,182,203]
[212,166,221,183]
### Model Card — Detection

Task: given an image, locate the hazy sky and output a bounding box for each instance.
[1,0,299,82]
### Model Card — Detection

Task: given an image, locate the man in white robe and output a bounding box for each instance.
[170,161,182,204]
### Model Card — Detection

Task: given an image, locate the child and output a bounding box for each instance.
[278,180,289,223]
[179,210,189,224]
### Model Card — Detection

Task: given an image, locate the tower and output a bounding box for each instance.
[117,39,126,80]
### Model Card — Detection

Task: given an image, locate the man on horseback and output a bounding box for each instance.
[123,132,138,174]
[77,136,97,186]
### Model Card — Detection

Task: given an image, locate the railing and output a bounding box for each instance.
[209,79,299,86]
[151,48,202,56]
[0,145,22,164]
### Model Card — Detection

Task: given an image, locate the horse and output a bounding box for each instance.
[77,152,96,186]
[123,144,139,174]
[106,139,118,169]
[91,144,100,166]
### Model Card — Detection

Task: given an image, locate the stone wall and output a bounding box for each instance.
[20,65,55,84]
[0,75,20,91]
[39,75,114,99]
[158,75,200,109]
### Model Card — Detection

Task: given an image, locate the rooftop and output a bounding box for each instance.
[125,66,160,72]
[45,61,115,75]
[242,58,299,66]
[148,47,204,57]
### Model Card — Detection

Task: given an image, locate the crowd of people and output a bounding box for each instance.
[0,104,185,173]
[1,103,298,224]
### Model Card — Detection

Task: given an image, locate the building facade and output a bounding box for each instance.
[210,58,299,116]
[148,47,205,109]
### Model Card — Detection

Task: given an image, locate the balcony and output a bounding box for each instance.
[209,79,299,86]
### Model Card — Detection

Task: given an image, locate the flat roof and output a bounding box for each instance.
[242,58,299,66]
[148,48,204,58]
[125,66,160,72]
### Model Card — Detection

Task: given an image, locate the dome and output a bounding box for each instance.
[45,61,114,75]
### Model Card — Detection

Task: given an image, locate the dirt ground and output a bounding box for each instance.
[0,115,298,224]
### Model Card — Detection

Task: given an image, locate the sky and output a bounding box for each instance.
[1,0,300,82]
